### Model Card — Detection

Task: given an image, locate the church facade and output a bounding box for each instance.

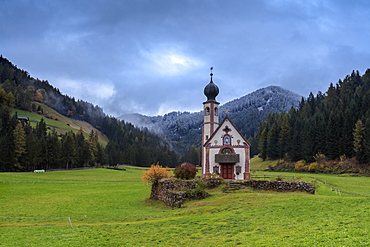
[201,72,251,180]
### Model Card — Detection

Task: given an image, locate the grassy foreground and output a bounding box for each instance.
[1,169,370,246]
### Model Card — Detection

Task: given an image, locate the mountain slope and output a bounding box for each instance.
[13,102,109,146]
[120,86,302,154]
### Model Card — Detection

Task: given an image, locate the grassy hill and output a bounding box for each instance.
[12,102,109,146]
[250,156,278,171]
[1,169,369,246]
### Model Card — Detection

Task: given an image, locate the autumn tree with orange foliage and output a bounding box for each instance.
[142,163,172,199]
[142,163,172,184]
[34,90,44,102]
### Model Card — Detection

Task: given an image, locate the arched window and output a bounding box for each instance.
[214,107,218,116]
[223,135,231,145]
[222,148,232,154]
[213,166,219,174]
[235,166,241,175]
[205,107,210,116]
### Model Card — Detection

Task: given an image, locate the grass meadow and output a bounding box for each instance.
[1,168,370,246]
[12,105,109,146]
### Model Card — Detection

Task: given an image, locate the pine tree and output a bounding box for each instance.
[35,118,47,139]
[61,131,77,169]
[353,119,366,164]
[25,131,42,171]
[184,145,200,165]
[325,110,342,159]
[266,121,280,159]
[364,115,370,164]
[257,127,268,160]
[46,129,61,169]
[13,122,27,170]
[75,127,86,166]
[278,113,290,158]
[0,87,15,136]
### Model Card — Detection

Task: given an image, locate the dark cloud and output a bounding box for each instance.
[1,0,370,116]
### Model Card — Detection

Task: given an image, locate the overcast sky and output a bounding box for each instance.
[1,0,370,116]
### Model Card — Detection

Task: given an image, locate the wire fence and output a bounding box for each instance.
[0,216,74,228]
[310,176,370,197]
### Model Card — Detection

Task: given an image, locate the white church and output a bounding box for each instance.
[201,71,251,180]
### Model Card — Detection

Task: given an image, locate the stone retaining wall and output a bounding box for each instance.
[151,179,315,208]
[150,179,222,207]
[226,180,315,194]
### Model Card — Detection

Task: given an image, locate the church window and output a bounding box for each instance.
[222,148,232,155]
[236,166,241,175]
[223,135,231,145]
[205,107,210,116]
[214,107,218,116]
[213,166,219,174]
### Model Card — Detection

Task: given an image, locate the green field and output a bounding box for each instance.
[250,156,277,171]
[1,169,370,246]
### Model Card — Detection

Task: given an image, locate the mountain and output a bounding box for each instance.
[0,56,181,170]
[257,69,370,174]
[120,86,302,154]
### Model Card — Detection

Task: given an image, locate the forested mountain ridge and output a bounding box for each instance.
[0,56,179,171]
[0,56,105,126]
[120,86,302,155]
[258,69,370,174]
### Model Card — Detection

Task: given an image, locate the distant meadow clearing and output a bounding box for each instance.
[1,168,370,246]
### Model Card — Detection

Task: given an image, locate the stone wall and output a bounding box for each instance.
[225,180,315,194]
[150,179,222,208]
[151,179,315,208]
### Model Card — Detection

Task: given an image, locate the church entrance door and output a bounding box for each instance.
[220,164,234,179]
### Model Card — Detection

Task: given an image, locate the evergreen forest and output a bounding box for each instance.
[0,56,182,172]
[258,69,370,173]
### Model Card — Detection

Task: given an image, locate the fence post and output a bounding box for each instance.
[68,217,73,228]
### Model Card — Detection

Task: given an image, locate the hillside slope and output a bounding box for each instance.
[13,102,109,146]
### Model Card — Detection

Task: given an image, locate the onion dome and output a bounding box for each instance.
[204,71,219,102]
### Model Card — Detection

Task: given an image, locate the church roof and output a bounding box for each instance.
[203,116,250,147]
[204,72,219,102]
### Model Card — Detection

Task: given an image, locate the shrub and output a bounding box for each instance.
[308,162,319,172]
[295,160,308,172]
[313,153,328,165]
[268,159,295,172]
[142,163,172,184]
[174,163,197,180]
[186,182,209,199]
[275,175,283,181]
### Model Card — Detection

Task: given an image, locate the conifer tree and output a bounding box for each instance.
[364,115,370,164]
[266,122,280,159]
[25,131,42,171]
[46,130,61,169]
[61,131,77,169]
[325,110,342,159]
[257,127,268,160]
[13,122,27,169]
[0,87,15,136]
[353,119,366,164]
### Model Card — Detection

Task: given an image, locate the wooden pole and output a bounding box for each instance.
[68,217,73,228]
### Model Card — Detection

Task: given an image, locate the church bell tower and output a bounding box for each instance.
[202,68,220,177]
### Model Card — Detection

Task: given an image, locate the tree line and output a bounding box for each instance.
[0,56,189,171]
[257,69,370,173]
[0,55,104,126]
